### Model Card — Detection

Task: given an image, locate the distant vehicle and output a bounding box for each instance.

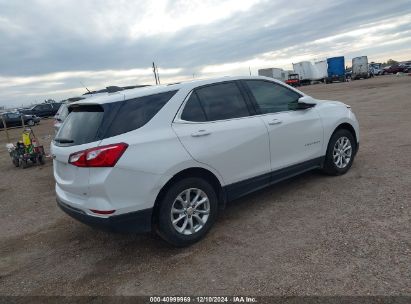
[53,103,70,134]
[345,68,352,79]
[326,56,346,83]
[285,73,301,87]
[401,63,411,72]
[382,64,408,74]
[258,68,286,81]
[352,56,369,80]
[21,102,62,118]
[0,112,40,128]
[314,60,328,82]
[369,63,382,76]
[293,61,318,85]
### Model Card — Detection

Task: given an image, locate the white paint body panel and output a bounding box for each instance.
[258,108,323,170]
[172,116,270,185]
[51,76,360,217]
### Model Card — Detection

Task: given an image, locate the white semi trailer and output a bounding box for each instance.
[352,56,369,80]
[258,68,287,81]
[258,68,284,80]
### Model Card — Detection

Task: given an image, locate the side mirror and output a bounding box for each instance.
[297,96,316,109]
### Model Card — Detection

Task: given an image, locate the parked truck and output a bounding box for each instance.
[326,56,345,83]
[258,68,284,81]
[352,56,369,80]
[369,62,382,75]
[314,60,328,82]
[292,61,317,85]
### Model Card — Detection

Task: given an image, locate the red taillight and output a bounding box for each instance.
[69,143,128,167]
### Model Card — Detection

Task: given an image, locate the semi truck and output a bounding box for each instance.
[292,61,316,85]
[314,60,328,81]
[258,68,292,82]
[258,68,284,81]
[326,56,345,83]
[352,56,369,80]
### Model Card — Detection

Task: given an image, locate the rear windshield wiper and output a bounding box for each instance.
[54,138,74,144]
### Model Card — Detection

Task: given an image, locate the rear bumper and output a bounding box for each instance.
[57,198,153,233]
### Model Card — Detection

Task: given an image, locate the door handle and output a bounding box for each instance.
[191,129,211,137]
[268,118,282,125]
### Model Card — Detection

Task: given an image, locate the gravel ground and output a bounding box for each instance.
[0,76,410,296]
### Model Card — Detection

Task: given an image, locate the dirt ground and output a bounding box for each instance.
[0,76,410,296]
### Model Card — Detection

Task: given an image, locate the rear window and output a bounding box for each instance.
[55,105,104,146]
[54,90,177,146]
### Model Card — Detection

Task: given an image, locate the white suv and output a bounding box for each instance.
[52,76,359,246]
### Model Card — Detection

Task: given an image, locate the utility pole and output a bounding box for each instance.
[152,62,158,85]
[249,66,252,76]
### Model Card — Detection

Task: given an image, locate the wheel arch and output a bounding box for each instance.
[333,122,358,144]
[328,122,359,156]
[152,167,226,229]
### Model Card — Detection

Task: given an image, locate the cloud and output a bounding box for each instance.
[0,0,410,107]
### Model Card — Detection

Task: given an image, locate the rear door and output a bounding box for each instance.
[172,81,271,195]
[51,104,107,199]
[242,80,323,172]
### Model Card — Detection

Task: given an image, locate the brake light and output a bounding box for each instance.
[69,143,128,167]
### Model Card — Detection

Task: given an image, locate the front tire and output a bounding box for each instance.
[27,120,34,126]
[156,177,218,247]
[322,129,356,175]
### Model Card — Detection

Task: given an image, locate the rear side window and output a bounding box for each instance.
[105,90,177,137]
[181,93,207,122]
[55,105,104,146]
[194,82,250,121]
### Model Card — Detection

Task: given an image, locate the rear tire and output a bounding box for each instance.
[156,177,218,247]
[322,129,356,176]
[27,120,34,126]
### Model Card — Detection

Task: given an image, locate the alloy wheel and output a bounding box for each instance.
[170,188,210,235]
[333,136,352,169]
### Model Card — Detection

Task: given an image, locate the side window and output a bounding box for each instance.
[181,93,207,122]
[105,90,177,137]
[245,80,301,114]
[35,104,49,111]
[195,82,250,121]
[8,113,20,119]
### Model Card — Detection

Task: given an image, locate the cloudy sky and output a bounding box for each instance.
[1,0,410,107]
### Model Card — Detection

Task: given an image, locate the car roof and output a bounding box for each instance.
[72,75,301,106]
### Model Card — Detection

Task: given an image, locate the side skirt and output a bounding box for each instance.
[224,157,324,202]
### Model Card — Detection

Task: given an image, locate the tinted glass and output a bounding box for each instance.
[245,80,301,113]
[105,90,177,137]
[55,105,104,146]
[181,93,206,122]
[35,104,50,111]
[7,113,20,119]
[194,82,249,121]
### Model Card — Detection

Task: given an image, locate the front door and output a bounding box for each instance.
[242,80,323,172]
